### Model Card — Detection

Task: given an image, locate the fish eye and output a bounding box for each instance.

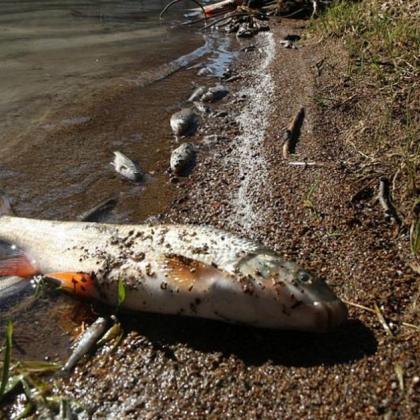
[298,271,312,284]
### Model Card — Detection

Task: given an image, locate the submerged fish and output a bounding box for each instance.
[170,143,197,175]
[170,108,198,137]
[0,195,347,332]
[111,151,144,182]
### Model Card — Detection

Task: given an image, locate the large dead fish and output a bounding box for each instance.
[0,195,347,332]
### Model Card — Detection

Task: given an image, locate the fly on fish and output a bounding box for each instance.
[0,194,347,332]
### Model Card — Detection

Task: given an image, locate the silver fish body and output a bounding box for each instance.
[188,86,207,102]
[111,151,143,182]
[61,317,109,372]
[201,85,229,103]
[170,143,196,175]
[0,208,348,332]
[170,108,198,137]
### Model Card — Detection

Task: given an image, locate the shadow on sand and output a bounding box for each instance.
[117,310,377,368]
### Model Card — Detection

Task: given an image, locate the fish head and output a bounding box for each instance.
[238,253,348,332]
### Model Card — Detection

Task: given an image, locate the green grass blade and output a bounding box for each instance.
[117,278,126,312]
[0,321,13,401]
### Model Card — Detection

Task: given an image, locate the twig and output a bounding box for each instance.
[343,299,420,332]
[282,107,305,159]
[288,161,317,167]
[160,0,207,20]
[377,177,402,225]
[350,176,378,203]
[201,12,249,31]
[374,303,394,337]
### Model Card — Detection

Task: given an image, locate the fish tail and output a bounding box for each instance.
[0,240,38,277]
[0,193,15,217]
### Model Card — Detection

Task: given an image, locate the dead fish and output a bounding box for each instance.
[201,85,229,103]
[77,198,118,223]
[170,108,198,137]
[193,101,212,114]
[59,317,110,373]
[0,194,347,332]
[188,86,207,102]
[111,151,143,182]
[0,275,30,306]
[197,67,213,76]
[170,143,196,175]
[280,40,298,49]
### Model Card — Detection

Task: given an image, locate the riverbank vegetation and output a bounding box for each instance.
[311,0,420,252]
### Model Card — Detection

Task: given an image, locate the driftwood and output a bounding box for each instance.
[282,107,305,159]
[377,177,402,225]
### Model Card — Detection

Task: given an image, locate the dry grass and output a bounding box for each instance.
[311,0,420,249]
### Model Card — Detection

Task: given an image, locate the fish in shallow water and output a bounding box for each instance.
[170,108,198,137]
[111,151,144,182]
[0,195,347,332]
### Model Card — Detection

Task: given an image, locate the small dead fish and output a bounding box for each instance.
[77,198,118,223]
[170,108,198,137]
[111,151,144,182]
[197,67,213,76]
[201,85,229,103]
[188,86,207,102]
[170,142,196,175]
[193,101,212,114]
[280,40,298,49]
[60,317,110,373]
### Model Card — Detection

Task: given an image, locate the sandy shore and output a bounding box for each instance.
[3,17,419,419]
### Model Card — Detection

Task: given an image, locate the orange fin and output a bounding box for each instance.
[45,272,96,298]
[0,241,37,277]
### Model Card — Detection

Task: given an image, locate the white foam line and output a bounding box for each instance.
[227,32,276,236]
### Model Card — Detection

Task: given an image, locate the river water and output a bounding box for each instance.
[0,0,237,360]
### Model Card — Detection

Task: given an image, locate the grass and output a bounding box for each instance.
[0,322,90,418]
[0,321,12,401]
[311,0,420,237]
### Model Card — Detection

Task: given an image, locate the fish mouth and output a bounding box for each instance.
[312,299,348,333]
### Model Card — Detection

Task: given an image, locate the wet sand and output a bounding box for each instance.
[1,16,420,420]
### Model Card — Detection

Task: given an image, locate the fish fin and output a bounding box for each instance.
[0,241,37,277]
[0,193,15,217]
[162,254,221,291]
[44,272,96,298]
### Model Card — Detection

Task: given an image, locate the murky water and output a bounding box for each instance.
[0,0,237,360]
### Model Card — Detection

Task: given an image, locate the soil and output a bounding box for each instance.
[2,16,420,420]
